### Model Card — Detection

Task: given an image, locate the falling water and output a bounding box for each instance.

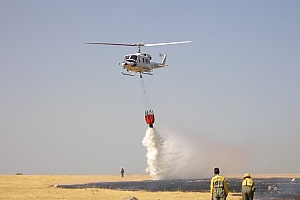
[142,128,186,180]
[142,127,249,180]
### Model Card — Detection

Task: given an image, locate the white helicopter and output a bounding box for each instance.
[85,41,191,76]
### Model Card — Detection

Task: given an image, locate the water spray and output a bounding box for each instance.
[142,128,187,180]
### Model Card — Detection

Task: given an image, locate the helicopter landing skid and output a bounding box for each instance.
[142,72,153,75]
[121,71,134,76]
[139,72,153,78]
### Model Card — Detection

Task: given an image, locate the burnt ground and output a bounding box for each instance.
[58,178,300,199]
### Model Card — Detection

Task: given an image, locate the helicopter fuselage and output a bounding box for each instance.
[121,52,166,75]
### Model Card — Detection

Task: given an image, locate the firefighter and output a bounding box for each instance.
[242,173,255,200]
[210,168,228,200]
[120,167,125,178]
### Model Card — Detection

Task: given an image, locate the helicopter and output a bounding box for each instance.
[85,41,191,76]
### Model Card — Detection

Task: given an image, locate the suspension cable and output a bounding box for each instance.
[140,75,152,112]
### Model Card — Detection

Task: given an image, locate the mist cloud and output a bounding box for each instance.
[142,127,249,180]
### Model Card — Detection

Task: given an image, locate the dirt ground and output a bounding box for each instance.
[1,174,299,199]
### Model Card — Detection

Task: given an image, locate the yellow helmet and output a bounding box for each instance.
[244,173,251,178]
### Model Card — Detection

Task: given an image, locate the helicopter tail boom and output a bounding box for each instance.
[149,54,168,70]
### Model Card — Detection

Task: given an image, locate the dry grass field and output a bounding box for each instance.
[1,174,299,199]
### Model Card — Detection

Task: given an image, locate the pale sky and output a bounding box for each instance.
[1,0,300,177]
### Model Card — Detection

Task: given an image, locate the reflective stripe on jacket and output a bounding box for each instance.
[210,174,229,196]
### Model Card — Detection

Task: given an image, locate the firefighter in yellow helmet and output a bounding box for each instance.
[210,168,229,200]
[242,173,255,200]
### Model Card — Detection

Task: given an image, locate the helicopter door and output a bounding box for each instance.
[140,57,149,67]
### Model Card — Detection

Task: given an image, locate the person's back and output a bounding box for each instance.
[242,173,255,200]
[210,168,228,200]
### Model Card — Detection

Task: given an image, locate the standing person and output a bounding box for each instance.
[120,167,125,177]
[210,167,229,200]
[242,173,255,200]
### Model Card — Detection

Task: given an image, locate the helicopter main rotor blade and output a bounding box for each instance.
[85,41,191,51]
[144,41,191,47]
[85,42,136,46]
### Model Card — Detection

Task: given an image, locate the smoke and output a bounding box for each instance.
[142,127,249,180]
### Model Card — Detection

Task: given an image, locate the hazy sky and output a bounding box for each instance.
[1,1,300,177]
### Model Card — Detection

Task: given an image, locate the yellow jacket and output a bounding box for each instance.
[210,174,229,196]
[242,177,255,187]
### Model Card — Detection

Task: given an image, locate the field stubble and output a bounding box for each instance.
[0,174,214,200]
[1,174,299,199]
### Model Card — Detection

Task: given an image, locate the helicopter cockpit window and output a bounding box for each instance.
[124,55,129,60]
[129,55,137,61]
